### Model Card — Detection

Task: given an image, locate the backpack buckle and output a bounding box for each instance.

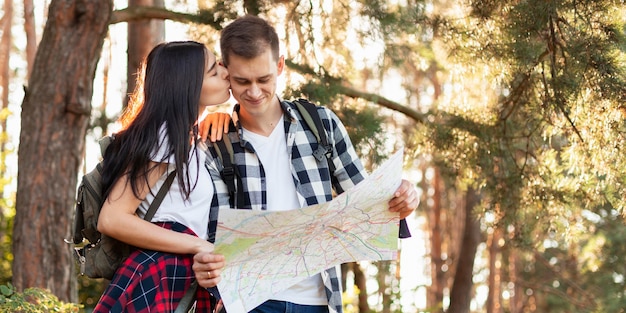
[313,145,332,162]
[312,146,326,162]
[72,247,86,275]
[221,166,235,179]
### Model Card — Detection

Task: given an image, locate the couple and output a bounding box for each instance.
[93,15,418,313]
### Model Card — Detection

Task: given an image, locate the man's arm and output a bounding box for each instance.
[322,108,368,193]
[324,107,418,237]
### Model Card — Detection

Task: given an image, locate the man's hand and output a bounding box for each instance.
[192,252,226,288]
[388,179,419,219]
[198,112,231,142]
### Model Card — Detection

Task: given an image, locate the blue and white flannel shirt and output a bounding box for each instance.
[206,98,367,313]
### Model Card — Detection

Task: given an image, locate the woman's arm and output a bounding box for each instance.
[97,162,214,255]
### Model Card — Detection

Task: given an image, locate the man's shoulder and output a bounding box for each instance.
[204,129,244,159]
[282,98,334,122]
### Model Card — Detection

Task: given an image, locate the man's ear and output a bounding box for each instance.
[277,55,285,75]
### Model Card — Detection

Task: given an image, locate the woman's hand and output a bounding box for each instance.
[199,112,231,142]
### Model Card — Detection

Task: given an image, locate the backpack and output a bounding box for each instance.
[68,136,176,280]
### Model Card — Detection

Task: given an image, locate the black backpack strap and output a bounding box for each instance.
[141,170,200,313]
[215,138,235,207]
[214,132,245,209]
[293,99,335,174]
[143,171,176,221]
[174,280,198,313]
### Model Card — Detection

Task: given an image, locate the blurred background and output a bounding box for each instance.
[1,1,625,312]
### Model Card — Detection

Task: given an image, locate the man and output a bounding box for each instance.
[195,15,418,313]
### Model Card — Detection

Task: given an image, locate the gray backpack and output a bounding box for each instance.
[68,136,175,279]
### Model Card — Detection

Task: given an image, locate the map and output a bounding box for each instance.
[213,149,404,312]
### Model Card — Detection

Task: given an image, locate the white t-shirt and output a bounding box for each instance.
[136,125,214,239]
[242,120,327,306]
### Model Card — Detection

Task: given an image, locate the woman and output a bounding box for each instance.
[93,41,229,312]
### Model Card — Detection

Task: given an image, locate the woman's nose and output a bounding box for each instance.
[218,65,229,80]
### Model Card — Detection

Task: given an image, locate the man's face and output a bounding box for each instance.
[226,48,284,118]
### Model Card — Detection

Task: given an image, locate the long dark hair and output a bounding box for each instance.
[102,41,207,201]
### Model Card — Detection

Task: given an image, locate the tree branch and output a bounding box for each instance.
[110,6,221,29]
[285,59,492,138]
[110,7,492,139]
[334,84,426,123]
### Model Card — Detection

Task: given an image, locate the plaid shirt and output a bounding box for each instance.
[94,222,213,313]
[206,99,367,313]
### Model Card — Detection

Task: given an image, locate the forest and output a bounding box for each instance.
[0,0,625,312]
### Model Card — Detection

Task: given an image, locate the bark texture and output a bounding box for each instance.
[126,0,163,107]
[13,0,113,302]
[447,188,481,313]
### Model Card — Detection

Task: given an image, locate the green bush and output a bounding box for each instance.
[0,283,81,313]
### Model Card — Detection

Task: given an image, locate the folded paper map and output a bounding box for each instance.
[214,149,404,312]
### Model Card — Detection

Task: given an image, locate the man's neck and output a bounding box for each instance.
[239,98,283,137]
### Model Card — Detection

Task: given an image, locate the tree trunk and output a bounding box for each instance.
[486,225,502,313]
[353,262,370,312]
[0,0,13,245]
[377,260,391,313]
[23,0,37,78]
[428,166,445,312]
[13,0,113,302]
[125,0,164,107]
[508,247,523,313]
[447,188,481,313]
[340,263,349,291]
[1,0,12,172]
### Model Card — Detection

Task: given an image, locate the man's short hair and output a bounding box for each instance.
[220,15,280,67]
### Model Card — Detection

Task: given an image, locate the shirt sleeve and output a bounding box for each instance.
[321,107,368,195]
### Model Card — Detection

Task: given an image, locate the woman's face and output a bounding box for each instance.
[200,51,231,108]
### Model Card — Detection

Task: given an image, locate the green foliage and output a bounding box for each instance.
[0,283,81,313]
[427,0,626,224]
[334,104,388,166]
[0,178,13,286]
[578,210,626,312]
[0,108,15,286]
[77,276,106,312]
[0,206,13,286]
[430,0,626,310]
